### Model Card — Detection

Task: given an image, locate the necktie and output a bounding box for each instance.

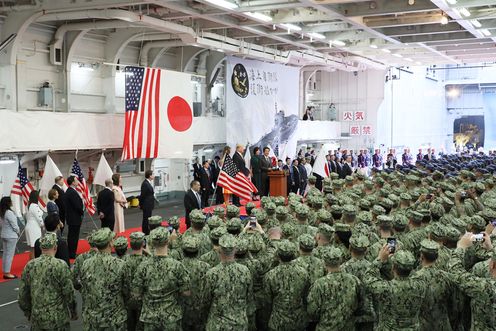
[195,191,201,208]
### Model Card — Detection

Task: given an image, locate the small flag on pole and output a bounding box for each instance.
[11,164,46,208]
[70,159,96,215]
[93,154,114,187]
[217,154,257,201]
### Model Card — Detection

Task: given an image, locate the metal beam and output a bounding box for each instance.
[328,0,438,18]
[364,13,445,28]
[397,31,476,43]
[379,22,465,37]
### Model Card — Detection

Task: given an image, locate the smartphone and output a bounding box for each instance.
[460,191,467,199]
[426,194,433,200]
[472,233,484,242]
[167,226,174,234]
[491,220,496,227]
[143,238,147,248]
[387,237,397,253]
[249,218,257,228]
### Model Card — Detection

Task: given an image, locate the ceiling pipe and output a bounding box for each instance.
[346,56,387,70]
[139,40,185,66]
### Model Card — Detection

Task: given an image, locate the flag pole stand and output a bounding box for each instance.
[85,210,99,230]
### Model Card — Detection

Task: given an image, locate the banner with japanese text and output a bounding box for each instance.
[226,56,299,160]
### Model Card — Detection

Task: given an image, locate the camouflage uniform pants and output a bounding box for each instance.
[143,321,182,331]
[84,322,127,331]
[31,323,70,331]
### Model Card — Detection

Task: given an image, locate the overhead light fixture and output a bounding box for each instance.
[480,29,492,36]
[446,0,457,4]
[216,48,224,52]
[331,40,346,47]
[370,44,378,49]
[307,32,326,39]
[440,15,449,25]
[416,61,422,65]
[405,58,413,62]
[281,23,302,32]
[447,88,460,98]
[246,12,272,22]
[408,0,415,5]
[204,0,238,10]
[470,20,482,28]
[382,49,391,53]
[393,53,403,58]
[458,7,471,17]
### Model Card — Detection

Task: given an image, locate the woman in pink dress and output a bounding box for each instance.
[111,173,128,234]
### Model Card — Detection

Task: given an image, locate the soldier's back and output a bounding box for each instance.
[18,255,75,330]
[307,271,361,331]
[264,262,309,331]
[80,252,127,330]
[294,254,326,284]
[182,257,211,331]
[133,255,190,329]
[205,261,252,331]
[72,250,96,290]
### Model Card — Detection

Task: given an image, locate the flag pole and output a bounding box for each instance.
[208,150,226,207]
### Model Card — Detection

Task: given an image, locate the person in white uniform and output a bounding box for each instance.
[25,190,44,260]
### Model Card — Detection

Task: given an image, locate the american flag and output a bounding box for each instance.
[122,66,161,160]
[11,164,46,208]
[217,154,257,201]
[70,159,95,215]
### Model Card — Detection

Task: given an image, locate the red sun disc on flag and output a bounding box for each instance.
[167,96,193,132]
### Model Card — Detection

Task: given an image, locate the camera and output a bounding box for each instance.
[472,233,484,242]
[387,237,397,253]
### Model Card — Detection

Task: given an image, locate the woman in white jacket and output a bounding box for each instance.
[25,190,44,260]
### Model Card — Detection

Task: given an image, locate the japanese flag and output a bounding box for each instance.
[39,155,67,196]
[312,143,334,178]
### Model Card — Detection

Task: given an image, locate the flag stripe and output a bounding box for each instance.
[136,68,150,159]
[216,154,257,201]
[145,69,155,158]
[153,69,161,158]
[123,111,131,159]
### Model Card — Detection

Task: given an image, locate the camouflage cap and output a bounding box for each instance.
[226,217,243,232]
[372,205,386,216]
[167,216,180,229]
[467,215,486,232]
[277,239,298,258]
[325,193,338,205]
[349,235,370,251]
[316,209,333,223]
[332,179,344,188]
[181,235,200,253]
[364,180,374,189]
[430,203,445,219]
[483,198,496,209]
[273,196,286,206]
[321,246,343,266]
[248,234,266,252]
[388,194,400,206]
[428,223,446,240]
[210,226,227,241]
[330,204,342,214]
[275,205,289,215]
[407,210,424,223]
[342,204,357,216]
[298,234,316,250]
[441,196,454,206]
[420,239,439,254]
[189,210,206,224]
[375,177,385,186]
[406,175,421,183]
[245,202,256,213]
[207,215,223,229]
[391,250,416,269]
[219,234,237,253]
[312,196,325,207]
[345,175,354,182]
[213,206,225,216]
[335,222,351,232]
[253,208,268,222]
[318,223,335,239]
[226,204,240,216]
[235,238,249,254]
[40,232,58,249]
[475,182,486,193]
[308,175,317,184]
[148,215,163,226]
[295,203,310,217]
[87,230,98,247]
[281,222,296,239]
[393,214,409,230]
[445,227,461,242]
[113,236,128,250]
[379,198,394,209]
[377,215,393,227]
[359,199,371,210]
[357,211,372,225]
[129,231,146,247]
[92,228,115,247]
[149,227,169,246]
[265,202,276,211]
[330,172,340,180]
[260,196,272,208]
[479,208,496,221]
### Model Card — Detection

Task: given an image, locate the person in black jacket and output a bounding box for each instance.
[340,154,353,179]
[232,144,250,206]
[211,156,224,205]
[199,161,213,207]
[52,176,66,234]
[184,180,202,229]
[97,179,115,230]
[34,213,69,266]
[139,170,155,235]
[64,175,84,259]
[260,147,272,196]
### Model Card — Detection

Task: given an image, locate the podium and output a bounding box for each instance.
[268,170,288,198]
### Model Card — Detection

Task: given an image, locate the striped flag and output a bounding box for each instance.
[217,154,257,201]
[11,164,46,208]
[312,144,332,178]
[70,159,95,215]
[122,66,161,160]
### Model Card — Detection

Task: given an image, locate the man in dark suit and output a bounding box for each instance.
[34,213,69,266]
[64,175,84,259]
[291,159,301,194]
[211,156,224,205]
[283,158,292,195]
[184,180,202,229]
[199,161,212,207]
[192,158,201,182]
[297,158,308,194]
[341,154,353,178]
[139,170,155,235]
[232,144,250,206]
[260,147,272,196]
[97,179,115,230]
[52,176,66,234]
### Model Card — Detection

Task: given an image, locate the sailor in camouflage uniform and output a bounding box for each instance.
[19,232,77,331]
